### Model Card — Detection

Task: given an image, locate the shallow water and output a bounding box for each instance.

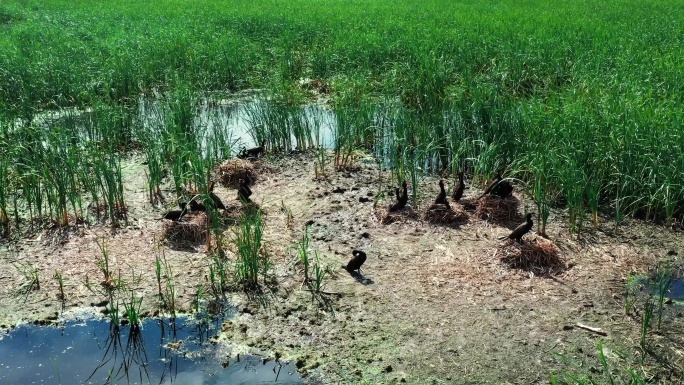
[0,316,302,385]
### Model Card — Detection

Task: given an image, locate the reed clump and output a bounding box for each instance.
[374,206,420,225]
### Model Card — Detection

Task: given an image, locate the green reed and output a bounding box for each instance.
[233,209,267,288]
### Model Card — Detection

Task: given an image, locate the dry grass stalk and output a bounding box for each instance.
[216,159,258,188]
[498,237,565,274]
[374,205,420,225]
[424,204,469,226]
[162,212,207,244]
[475,195,521,222]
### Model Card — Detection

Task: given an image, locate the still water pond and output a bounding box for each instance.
[0,317,302,385]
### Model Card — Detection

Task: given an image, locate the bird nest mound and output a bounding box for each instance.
[374,205,419,225]
[475,195,521,222]
[498,237,565,275]
[424,204,469,227]
[216,159,261,188]
[162,213,207,244]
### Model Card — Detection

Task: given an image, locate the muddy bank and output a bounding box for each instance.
[1,152,683,384]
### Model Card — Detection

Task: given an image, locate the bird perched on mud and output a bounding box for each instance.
[499,213,534,243]
[452,171,465,201]
[343,250,367,274]
[237,178,252,203]
[208,182,226,210]
[478,172,502,199]
[389,181,409,212]
[238,141,266,159]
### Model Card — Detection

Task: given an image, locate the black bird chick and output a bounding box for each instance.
[188,199,206,212]
[208,182,226,210]
[452,171,465,201]
[162,203,187,221]
[389,181,409,212]
[239,141,266,159]
[492,178,513,199]
[499,213,534,243]
[478,172,502,200]
[237,178,252,203]
[343,250,367,273]
[435,180,448,205]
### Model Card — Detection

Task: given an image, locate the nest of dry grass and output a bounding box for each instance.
[162,213,207,244]
[374,205,420,225]
[498,237,565,274]
[216,159,260,188]
[475,195,520,222]
[424,203,469,226]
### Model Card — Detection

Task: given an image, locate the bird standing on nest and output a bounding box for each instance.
[389,181,409,212]
[478,172,502,199]
[208,182,226,210]
[162,202,187,221]
[238,141,266,159]
[343,250,367,274]
[452,171,465,201]
[435,180,448,204]
[237,178,252,203]
[499,213,534,243]
[188,199,206,212]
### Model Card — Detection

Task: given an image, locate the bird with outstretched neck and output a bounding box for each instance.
[237,178,252,203]
[499,213,534,243]
[452,171,465,201]
[435,180,448,204]
[343,250,367,274]
[478,172,502,200]
[208,182,226,210]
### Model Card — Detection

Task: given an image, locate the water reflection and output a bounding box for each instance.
[0,316,302,385]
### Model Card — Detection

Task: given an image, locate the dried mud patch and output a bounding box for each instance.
[1,152,683,384]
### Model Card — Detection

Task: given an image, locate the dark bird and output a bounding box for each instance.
[492,178,513,199]
[343,250,367,273]
[389,181,409,212]
[208,182,226,210]
[237,178,252,203]
[400,180,408,203]
[499,213,534,243]
[478,172,502,200]
[452,171,465,201]
[162,203,187,220]
[435,180,448,205]
[188,199,206,212]
[238,141,266,159]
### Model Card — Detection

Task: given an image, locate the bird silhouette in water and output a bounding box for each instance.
[452,171,465,201]
[343,250,367,274]
[162,202,187,221]
[237,179,252,203]
[389,181,409,212]
[208,182,226,210]
[499,213,534,243]
[478,172,502,199]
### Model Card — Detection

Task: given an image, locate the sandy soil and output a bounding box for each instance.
[1,152,683,384]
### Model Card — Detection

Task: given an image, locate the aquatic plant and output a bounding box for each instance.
[233,209,268,289]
